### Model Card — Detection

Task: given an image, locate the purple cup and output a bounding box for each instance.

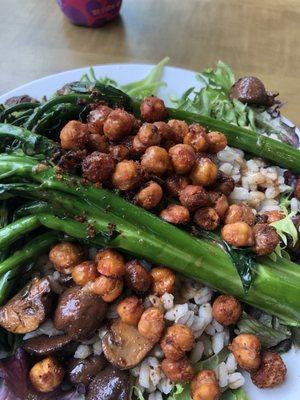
[56,0,122,27]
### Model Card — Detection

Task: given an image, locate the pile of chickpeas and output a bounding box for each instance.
[28,241,287,397]
[58,96,280,256]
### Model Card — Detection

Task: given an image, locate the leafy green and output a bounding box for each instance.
[131,386,145,400]
[80,57,169,101]
[195,348,229,372]
[121,57,169,99]
[237,312,291,348]
[0,330,23,359]
[221,388,249,400]
[194,228,256,292]
[171,61,256,130]
[171,61,299,147]
[167,384,191,400]
[270,211,298,247]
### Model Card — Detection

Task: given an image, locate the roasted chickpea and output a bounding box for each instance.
[184,123,208,152]
[29,356,64,393]
[165,175,190,198]
[117,296,144,326]
[169,144,196,174]
[132,135,147,155]
[109,144,130,161]
[125,260,152,293]
[89,275,123,302]
[138,307,165,343]
[252,223,279,256]
[194,207,220,231]
[103,109,134,141]
[60,120,89,150]
[151,267,176,295]
[221,222,254,247]
[141,146,170,176]
[49,242,83,274]
[71,261,98,286]
[160,204,190,225]
[87,133,109,153]
[190,158,218,187]
[212,295,242,326]
[153,121,173,140]
[206,131,227,153]
[229,334,261,372]
[136,181,163,209]
[224,204,256,226]
[295,179,300,200]
[161,357,194,383]
[168,119,189,143]
[263,210,285,224]
[140,96,168,122]
[209,192,229,219]
[212,172,235,197]
[112,160,141,190]
[160,324,194,361]
[87,105,112,134]
[137,123,161,147]
[82,152,115,182]
[96,249,126,278]
[179,185,210,211]
[251,351,286,388]
[191,370,220,400]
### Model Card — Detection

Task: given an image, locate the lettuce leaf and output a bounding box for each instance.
[270,211,298,248]
[237,312,291,348]
[171,61,299,147]
[81,58,169,101]
[121,57,169,99]
[167,384,190,400]
[221,388,249,400]
[195,347,229,372]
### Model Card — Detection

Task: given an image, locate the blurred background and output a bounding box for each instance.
[0,0,299,124]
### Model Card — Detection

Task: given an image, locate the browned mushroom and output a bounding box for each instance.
[229,76,278,107]
[53,286,107,340]
[86,365,130,400]
[0,277,52,334]
[68,354,107,386]
[102,319,153,369]
[23,334,72,356]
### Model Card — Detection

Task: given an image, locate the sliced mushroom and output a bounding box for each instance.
[229,76,278,107]
[0,277,52,334]
[53,286,107,340]
[23,334,72,356]
[68,355,107,386]
[102,319,153,369]
[86,365,130,400]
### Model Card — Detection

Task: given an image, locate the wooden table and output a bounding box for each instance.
[1,0,299,125]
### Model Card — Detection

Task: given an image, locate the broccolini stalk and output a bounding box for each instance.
[0,157,299,325]
[0,232,58,275]
[0,216,40,250]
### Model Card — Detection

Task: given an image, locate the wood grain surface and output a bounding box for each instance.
[0,0,299,124]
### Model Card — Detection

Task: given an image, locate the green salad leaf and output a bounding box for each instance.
[237,312,291,348]
[195,347,229,372]
[81,57,169,101]
[171,61,299,147]
[131,386,146,400]
[167,384,191,400]
[171,61,255,130]
[221,388,249,400]
[270,211,298,247]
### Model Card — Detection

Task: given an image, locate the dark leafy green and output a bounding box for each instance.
[193,228,256,291]
[237,312,291,348]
